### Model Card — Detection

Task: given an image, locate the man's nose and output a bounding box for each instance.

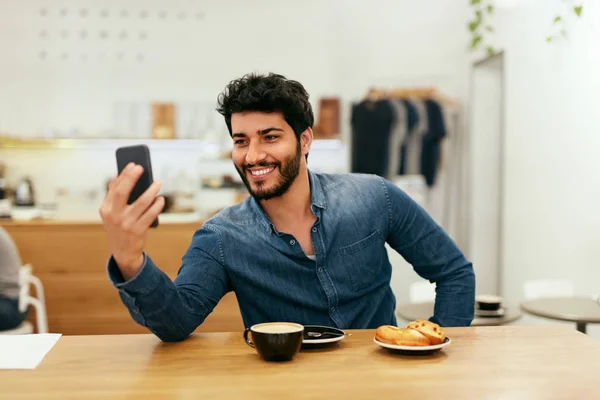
[245,142,266,165]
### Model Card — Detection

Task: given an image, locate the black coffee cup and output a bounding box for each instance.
[476,294,503,311]
[243,322,304,362]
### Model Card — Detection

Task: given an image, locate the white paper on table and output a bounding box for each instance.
[0,333,62,369]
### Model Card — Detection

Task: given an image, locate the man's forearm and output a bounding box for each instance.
[430,262,476,327]
[108,254,210,342]
[118,283,210,342]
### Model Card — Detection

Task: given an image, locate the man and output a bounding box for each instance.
[100,73,475,342]
[0,226,29,331]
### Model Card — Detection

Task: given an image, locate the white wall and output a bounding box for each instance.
[0,0,471,138]
[0,1,471,213]
[491,0,600,338]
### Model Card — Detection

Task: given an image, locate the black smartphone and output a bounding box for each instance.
[115,144,159,228]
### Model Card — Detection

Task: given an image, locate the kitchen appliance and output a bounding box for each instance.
[15,177,35,207]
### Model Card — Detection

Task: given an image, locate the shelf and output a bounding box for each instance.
[0,137,222,150]
[0,136,345,151]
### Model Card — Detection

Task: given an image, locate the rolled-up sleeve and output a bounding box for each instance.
[107,224,231,341]
[381,178,475,327]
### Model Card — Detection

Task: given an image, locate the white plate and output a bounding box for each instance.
[373,336,451,352]
[303,335,346,345]
[302,325,347,345]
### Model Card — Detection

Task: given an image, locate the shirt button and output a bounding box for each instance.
[312,227,317,233]
[289,240,295,245]
[318,268,323,272]
[331,307,336,313]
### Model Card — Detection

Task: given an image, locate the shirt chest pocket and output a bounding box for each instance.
[338,230,384,291]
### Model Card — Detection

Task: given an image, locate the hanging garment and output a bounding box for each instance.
[402,98,428,177]
[350,100,395,177]
[387,99,407,179]
[398,99,420,175]
[421,99,447,187]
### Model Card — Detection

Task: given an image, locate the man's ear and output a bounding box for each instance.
[300,128,313,156]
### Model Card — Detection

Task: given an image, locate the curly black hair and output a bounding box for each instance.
[216,72,314,141]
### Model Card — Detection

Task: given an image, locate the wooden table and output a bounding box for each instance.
[396,301,522,326]
[2,326,600,399]
[521,296,600,334]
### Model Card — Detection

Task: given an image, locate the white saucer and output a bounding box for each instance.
[373,337,451,352]
[303,335,346,345]
[302,325,347,345]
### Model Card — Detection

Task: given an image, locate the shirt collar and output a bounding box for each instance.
[250,169,327,234]
[308,169,326,210]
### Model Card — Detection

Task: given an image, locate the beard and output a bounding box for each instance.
[235,142,302,201]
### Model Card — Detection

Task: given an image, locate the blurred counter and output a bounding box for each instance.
[0,215,244,335]
[4,206,206,224]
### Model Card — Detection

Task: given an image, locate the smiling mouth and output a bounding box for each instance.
[247,166,276,180]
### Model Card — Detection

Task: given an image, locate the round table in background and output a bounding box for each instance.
[520,296,600,334]
[396,302,522,326]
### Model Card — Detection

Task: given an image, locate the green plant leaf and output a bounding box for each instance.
[476,10,482,20]
[553,16,562,23]
[487,4,494,14]
[470,0,481,5]
[468,19,482,32]
[546,36,554,43]
[486,46,495,56]
[470,35,483,49]
[573,5,582,17]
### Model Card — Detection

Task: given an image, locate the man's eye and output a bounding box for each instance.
[265,135,278,141]
[234,140,247,145]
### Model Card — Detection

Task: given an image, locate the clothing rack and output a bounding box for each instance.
[363,86,457,107]
[351,86,462,236]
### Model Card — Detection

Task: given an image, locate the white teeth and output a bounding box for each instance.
[250,167,274,176]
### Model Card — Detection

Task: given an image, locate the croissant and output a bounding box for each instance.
[375,325,405,345]
[406,319,446,345]
[375,320,446,346]
[375,325,430,346]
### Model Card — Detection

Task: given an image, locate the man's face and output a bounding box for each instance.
[230,111,306,201]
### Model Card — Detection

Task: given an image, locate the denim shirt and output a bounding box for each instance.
[108,170,475,342]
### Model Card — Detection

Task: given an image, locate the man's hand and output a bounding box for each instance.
[99,162,164,280]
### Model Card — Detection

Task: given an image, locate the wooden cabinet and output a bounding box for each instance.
[1,220,244,335]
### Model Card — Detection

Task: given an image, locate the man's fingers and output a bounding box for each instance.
[111,164,144,208]
[100,171,123,222]
[104,162,136,205]
[123,181,163,221]
[106,174,118,190]
[135,196,165,232]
